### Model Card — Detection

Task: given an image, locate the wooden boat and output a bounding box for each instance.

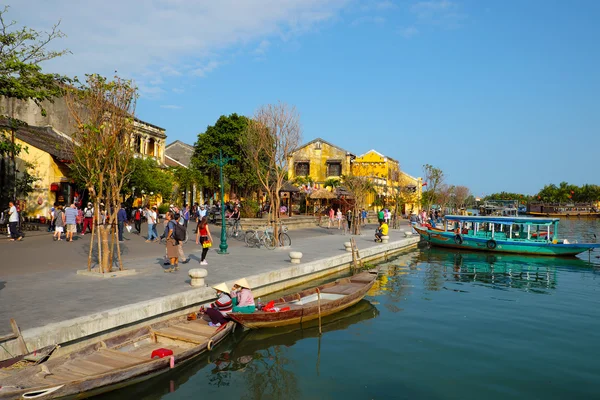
[414,215,600,257]
[528,202,600,218]
[0,316,234,399]
[229,271,378,329]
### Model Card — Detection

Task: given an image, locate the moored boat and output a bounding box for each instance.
[414,215,600,257]
[0,316,234,399]
[229,271,378,329]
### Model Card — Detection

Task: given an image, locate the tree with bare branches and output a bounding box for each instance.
[65,74,137,272]
[453,185,471,211]
[342,175,375,235]
[244,102,301,243]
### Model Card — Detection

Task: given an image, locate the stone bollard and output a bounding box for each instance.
[404,231,413,237]
[289,251,303,264]
[381,235,389,244]
[344,242,352,252]
[189,268,208,287]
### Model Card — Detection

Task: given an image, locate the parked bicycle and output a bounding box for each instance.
[244,226,277,249]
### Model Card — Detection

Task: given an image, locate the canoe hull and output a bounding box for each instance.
[414,227,598,257]
[230,271,377,329]
[0,320,234,400]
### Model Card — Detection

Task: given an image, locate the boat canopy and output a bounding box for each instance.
[444,215,559,225]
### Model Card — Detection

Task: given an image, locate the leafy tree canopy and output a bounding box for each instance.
[127,157,173,198]
[191,113,261,197]
[535,182,600,203]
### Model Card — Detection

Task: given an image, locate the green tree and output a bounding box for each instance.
[191,114,260,199]
[0,6,69,204]
[127,157,173,198]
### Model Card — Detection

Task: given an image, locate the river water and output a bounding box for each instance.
[108,219,600,400]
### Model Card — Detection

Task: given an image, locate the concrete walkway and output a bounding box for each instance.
[0,222,416,337]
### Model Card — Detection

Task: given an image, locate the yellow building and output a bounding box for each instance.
[288,138,355,186]
[288,139,422,214]
[3,123,75,219]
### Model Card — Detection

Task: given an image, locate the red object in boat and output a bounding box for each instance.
[151,348,173,359]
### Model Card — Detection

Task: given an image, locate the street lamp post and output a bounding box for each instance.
[208,150,233,254]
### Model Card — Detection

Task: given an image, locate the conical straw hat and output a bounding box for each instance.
[234,278,251,289]
[212,283,229,293]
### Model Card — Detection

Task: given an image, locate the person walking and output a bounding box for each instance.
[196,216,213,265]
[76,206,84,233]
[65,203,78,242]
[336,208,342,229]
[346,209,353,232]
[82,202,94,235]
[182,204,190,228]
[145,205,158,242]
[164,211,179,272]
[133,207,142,234]
[7,200,23,241]
[117,204,127,242]
[53,205,65,241]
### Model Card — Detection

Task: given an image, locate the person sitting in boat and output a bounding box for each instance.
[205,283,233,327]
[375,220,388,242]
[231,278,256,313]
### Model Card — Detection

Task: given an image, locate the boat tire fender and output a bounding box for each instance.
[486,239,497,250]
[454,234,463,245]
[207,339,214,351]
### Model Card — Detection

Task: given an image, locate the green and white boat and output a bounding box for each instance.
[414,215,600,257]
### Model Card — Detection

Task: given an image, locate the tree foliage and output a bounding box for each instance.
[191,114,260,198]
[484,192,531,202]
[0,5,69,205]
[535,182,600,203]
[127,157,173,198]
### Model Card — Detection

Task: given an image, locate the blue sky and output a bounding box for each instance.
[10,0,600,196]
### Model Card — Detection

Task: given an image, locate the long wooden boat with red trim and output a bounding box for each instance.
[229,271,378,329]
[0,317,234,399]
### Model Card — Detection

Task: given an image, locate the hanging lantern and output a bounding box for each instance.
[50,183,60,192]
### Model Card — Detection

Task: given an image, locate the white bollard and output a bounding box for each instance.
[381,236,389,244]
[289,251,303,264]
[344,242,352,252]
[189,268,208,287]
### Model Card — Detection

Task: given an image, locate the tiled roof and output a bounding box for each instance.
[0,119,74,161]
[165,140,194,167]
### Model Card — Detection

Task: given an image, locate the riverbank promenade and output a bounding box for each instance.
[0,221,419,359]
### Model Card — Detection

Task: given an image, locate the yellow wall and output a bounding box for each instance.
[288,139,352,185]
[14,138,70,218]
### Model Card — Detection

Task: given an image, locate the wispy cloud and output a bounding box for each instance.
[410,0,466,28]
[9,0,352,96]
[399,26,419,38]
[160,105,182,110]
[191,61,220,78]
[375,1,397,10]
[172,88,185,94]
[351,16,386,27]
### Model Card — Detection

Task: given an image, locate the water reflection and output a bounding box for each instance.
[372,246,600,302]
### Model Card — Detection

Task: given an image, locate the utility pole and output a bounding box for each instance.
[208,150,233,254]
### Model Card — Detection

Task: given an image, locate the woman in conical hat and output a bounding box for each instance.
[205,282,232,327]
[231,278,255,314]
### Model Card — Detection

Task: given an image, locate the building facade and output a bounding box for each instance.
[287,138,355,185]
[0,96,167,217]
[288,139,422,213]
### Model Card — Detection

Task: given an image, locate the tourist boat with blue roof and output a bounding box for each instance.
[413,215,600,256]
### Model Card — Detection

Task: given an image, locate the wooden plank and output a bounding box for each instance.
[10,318,29,355]
[153,327,206,344]
[66,359,115,375]
[171,323,214,338]
[184,320,219,335]
[99,348,147,363]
